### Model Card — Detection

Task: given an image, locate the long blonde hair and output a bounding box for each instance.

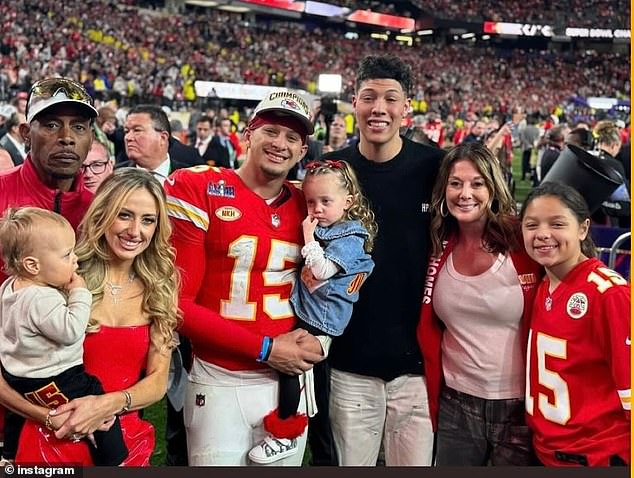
[303,160,378,252]
[76,168,180,351]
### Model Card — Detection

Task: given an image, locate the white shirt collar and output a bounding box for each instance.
[139,155,171,186]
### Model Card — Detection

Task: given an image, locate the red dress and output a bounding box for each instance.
[15,325,154,466]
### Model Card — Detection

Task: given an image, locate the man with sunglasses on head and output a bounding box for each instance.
[0,77,97,464]
[0,77,96,259]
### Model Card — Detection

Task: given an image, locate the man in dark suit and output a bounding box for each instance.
[203,117,237,168]
[0,113,27,167]
[193,115,213,161]
[117,104,202,181]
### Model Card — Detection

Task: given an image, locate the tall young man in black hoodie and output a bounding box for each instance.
[321,54,444,466]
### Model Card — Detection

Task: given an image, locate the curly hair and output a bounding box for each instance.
[430,142,519,257]
[75,168,180,352]
[356,54,412,97]
[303,160,378,252]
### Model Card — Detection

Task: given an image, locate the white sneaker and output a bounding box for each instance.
[248,435,298,464]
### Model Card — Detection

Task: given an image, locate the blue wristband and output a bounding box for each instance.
[257,336,272,362]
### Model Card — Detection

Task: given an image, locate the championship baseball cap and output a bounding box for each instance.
[253,90,314,135]
[26,78,98,123]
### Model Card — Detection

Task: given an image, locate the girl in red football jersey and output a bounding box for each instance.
[520,181,630,466]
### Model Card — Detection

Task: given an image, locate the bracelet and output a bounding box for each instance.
[263,338,274,362]
[119,390,132,415]
[256,336,273,363]
[45,410,55,431]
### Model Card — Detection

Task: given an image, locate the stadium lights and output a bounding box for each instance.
[395,35,413,46]
[587,97,618,110]
[370,33,389,41]
[185,0,218,6]
[461,32,475,39]
[344,31,359,39]
[217,5,250,12]
[482,34,491,40]
[417,29,433,36]
[318,74,343,94]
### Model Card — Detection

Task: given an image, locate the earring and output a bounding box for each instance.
[440,199,449,218]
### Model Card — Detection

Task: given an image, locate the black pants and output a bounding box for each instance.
[521,149,533,180]
[278,321,337,465]
[165,336,191,466]
[2,365,128,465]
[307,359,338,465]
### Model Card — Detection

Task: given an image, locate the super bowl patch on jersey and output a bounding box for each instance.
[566,292,588,319]
[208,180,235,197]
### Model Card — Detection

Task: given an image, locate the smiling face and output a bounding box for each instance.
[104,188,159,266]
[303,172,352,227]
[353,79,409,149]
[445,159,490,227]
[244,122,307,179]
[521,195,589,279]
[21,104,93,187]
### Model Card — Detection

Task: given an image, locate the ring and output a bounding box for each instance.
[70,433,83,443]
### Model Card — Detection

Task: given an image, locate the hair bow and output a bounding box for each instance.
[305,160,344,171]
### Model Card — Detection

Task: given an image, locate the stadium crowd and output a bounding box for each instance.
[412,0,629,28]
[195,0,630,28]
[0,0,629,121]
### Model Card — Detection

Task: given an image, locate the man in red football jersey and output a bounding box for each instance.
[165,89,323,466]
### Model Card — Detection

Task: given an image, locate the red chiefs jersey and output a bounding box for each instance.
[526,257,630,466]
[165,166,306,371]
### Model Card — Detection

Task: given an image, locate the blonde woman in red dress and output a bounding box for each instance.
[0,168,179,465]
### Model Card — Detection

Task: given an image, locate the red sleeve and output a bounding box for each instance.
[165,169,262,361]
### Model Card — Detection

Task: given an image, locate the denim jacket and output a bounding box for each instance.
[290,220,374,336]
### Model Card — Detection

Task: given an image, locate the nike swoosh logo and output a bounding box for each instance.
[165,176,175,186]
[626,337,631,346]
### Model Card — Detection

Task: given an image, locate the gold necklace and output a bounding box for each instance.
[105,272,136,305]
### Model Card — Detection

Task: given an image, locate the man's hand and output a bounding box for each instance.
[266,329,324,375]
